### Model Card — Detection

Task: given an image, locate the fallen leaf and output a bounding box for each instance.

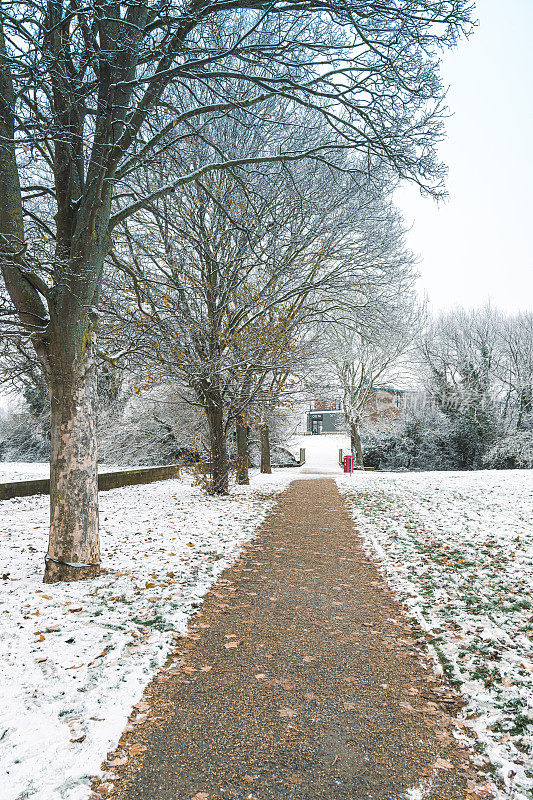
[435,758,453,770]
[191,793,209,800]
[107,756,128,767]
[279,707,297,718]
[129,743,147,756]
[302,656,315,663]
[400,701,414,711]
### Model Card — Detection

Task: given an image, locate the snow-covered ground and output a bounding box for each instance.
[0,461,51,481]
[0,470,295,800]
[2,451,532,800]
[337,470,533,800]
[0,462,149,483]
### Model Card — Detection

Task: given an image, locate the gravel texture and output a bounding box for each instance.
[93,478,494,800]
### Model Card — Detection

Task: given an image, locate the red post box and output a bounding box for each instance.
[343,454,354,473]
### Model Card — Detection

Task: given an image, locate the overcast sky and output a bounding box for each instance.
[397,0,533,315]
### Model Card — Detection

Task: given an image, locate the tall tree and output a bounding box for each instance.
[499,312,533,431]
[419,306,501,468]
[104,143,418,491]
[322,265,420,466]
[0,1,473,580]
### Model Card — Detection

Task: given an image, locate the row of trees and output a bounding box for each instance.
[357,306,533,471]
[0,0,473,582]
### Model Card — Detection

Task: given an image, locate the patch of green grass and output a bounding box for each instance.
[131,615,174,632]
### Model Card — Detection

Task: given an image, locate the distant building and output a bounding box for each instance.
[304,387,405,434]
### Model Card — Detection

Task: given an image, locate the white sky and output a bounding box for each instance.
[397,0,533,314]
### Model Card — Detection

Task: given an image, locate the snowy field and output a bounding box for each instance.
[337,470,533,800]
[0,462,145,483]
[2,451,532,800]
[0,470,295,800]
[0,461,51,481]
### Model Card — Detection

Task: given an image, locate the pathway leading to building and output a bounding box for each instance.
[93,479,492,800]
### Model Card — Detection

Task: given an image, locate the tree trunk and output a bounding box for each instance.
[206,405,229,494]
[351,423,364,468]
[517,387,532,430]
[235,415,249,485]
[260,423,272,474]
[43,337,100,583]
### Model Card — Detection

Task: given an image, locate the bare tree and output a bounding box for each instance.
[105,131,423,491]
[324,281,421,466]
[419,306,502,468]
[0,1,473,580]
[499,312,533,430]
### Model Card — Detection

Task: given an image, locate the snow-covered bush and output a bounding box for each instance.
[483,429,533,469]
[0,408,50,462]
[247,442,298,468]
[362,410,456,471]
[362,407,510,472]
[98,384,205,467]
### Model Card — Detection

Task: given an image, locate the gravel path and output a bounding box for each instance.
[92,479,494,800]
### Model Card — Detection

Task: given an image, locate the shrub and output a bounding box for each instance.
[483,430,533,469]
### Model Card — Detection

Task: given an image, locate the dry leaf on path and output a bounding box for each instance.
[191,793,209,800]
[279,707,298,718]
[435,757,453,770]
[107,756,128,767]
[129,743,147,756]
